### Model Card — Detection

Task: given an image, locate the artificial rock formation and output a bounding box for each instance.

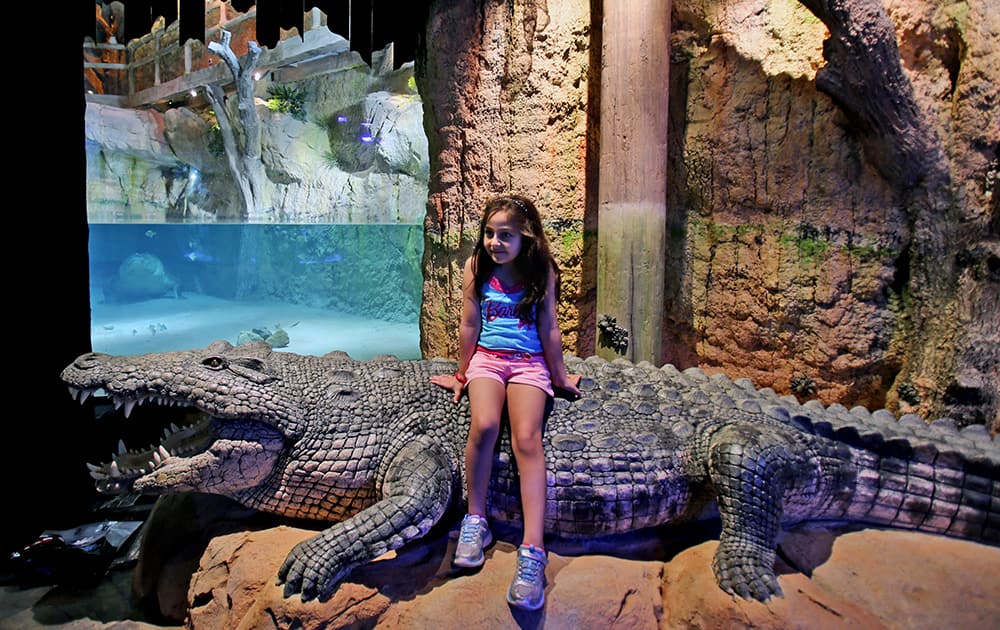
[416,0,999,430]
[130,494,1000,629]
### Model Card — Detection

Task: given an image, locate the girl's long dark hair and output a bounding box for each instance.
[471,194,560,323]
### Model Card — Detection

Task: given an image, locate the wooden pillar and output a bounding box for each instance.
[596,1,671,363]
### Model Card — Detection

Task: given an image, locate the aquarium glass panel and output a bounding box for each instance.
[88,223,423,358]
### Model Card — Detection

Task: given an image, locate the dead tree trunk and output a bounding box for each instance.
[798,0,967,421]
[204,29,267,220]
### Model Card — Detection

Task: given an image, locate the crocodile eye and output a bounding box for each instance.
[203,357,226,370]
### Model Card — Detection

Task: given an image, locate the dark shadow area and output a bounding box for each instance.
[4,3,97,566]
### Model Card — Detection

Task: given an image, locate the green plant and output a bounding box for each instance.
[898,381,921,405]
[779,223,830,263]
[790,374,817,397]
[598,314,629,354]
[266,84,306,120]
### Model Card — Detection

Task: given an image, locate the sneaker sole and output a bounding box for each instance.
[452,531,493,568]
[453,554,485,568]
[506,592,545,611]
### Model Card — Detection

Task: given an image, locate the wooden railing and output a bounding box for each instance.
[83,5,337,107]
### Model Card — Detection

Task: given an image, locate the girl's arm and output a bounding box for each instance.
[537,264,581,396]
[456,256,481,378]
[430,256,481,403]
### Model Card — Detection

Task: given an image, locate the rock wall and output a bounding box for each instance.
[416,0,595,358]
[667,0,997,428]
[416,0,998,430]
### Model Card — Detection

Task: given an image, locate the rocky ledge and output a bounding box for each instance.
[119,494,1000,629]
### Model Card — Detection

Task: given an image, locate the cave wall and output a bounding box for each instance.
[416,0,998,430]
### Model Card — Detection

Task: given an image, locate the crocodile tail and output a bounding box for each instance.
[792,404,999,544]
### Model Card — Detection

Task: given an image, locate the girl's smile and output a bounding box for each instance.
[483,211,524,266]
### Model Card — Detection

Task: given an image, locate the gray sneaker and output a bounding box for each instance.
[453,513,492,568]
[506,544,548,610]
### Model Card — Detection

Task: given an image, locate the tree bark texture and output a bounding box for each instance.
[797,0,992,423]
[206,29,266,220]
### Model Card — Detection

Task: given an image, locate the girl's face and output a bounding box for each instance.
[483,210,525,266]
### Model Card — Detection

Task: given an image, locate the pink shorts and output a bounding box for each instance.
[465,347,554,397]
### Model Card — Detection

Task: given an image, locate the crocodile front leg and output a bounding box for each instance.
[277,435,455,601]
[706,422,820,601]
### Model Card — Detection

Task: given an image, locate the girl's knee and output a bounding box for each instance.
[510,431,543,458]
[468,415,501,445]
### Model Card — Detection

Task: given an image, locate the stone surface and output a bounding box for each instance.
[177,524,1000,629]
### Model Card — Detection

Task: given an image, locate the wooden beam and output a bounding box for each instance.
[596,1,671,362]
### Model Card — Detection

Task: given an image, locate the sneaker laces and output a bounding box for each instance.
[458,516,483,544]
[515,550,544,582]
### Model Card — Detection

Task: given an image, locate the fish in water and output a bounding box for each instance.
[183,250,216,263]
[144,229,157,239]
[296,253,343,265]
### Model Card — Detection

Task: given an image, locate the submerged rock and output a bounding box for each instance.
[109,253,179,302]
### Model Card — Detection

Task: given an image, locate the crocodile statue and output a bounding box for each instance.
[60,340,1000,603]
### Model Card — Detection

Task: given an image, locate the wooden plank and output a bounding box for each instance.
[596,1,671,363]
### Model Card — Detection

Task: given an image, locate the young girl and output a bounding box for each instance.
[430,194,581,611]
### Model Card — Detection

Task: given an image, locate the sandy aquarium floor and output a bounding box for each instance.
[89,293,421,359]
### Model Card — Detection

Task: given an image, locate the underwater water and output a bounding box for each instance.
[88,223,423,359]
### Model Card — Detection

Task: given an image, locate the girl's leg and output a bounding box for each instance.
[505,383,550,549]
[465,378,507,517]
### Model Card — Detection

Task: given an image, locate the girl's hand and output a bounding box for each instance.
[430,373,465,404]
[553,373,582,398]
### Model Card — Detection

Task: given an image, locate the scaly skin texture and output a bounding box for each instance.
[61,340,1000,602]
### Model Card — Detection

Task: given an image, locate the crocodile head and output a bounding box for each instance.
[60,340,303,496]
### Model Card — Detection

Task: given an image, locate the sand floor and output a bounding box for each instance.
[89,293,421,359]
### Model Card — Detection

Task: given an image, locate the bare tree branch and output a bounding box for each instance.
[798,0,944,188]
[205,29,266,218]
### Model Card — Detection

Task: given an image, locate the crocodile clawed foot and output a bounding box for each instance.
[711,541,783,602]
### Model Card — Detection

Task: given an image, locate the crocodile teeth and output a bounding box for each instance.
[86,462,108,480]
[158,445,171,460]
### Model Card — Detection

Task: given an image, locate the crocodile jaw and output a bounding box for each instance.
[132,434,285,495]
[67,385,285,497]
